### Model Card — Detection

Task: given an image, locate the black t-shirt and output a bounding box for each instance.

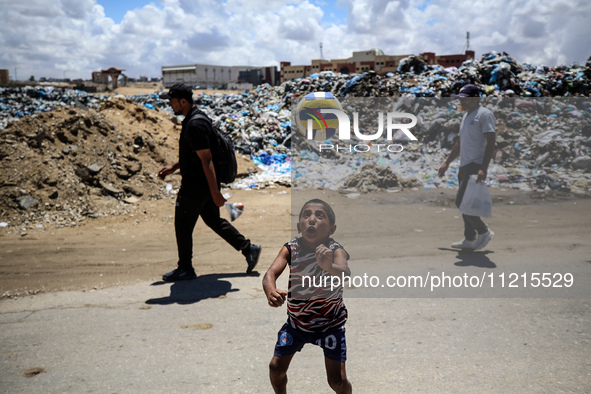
[178,107,215,193]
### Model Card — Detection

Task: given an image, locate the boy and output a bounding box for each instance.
[262,199,352,394]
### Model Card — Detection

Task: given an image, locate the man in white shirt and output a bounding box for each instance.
[438,84,496,250]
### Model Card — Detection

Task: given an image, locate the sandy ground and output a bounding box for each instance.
[0,186,291,296]
[1,187,589,297]
[1,187,590,392]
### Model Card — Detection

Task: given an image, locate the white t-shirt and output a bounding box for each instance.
[459,106,496,167]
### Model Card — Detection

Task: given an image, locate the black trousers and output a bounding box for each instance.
[175,187,250,271]
[455,162,489,240]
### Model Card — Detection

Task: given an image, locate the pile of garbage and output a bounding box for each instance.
[291,95,591,194]
[0,87,169,130]
[276,52,591,98]
[1,51,590,230]
[0,94,288,230]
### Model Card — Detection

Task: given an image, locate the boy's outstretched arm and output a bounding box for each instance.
[316,246,351,277]
[263,246,289,307]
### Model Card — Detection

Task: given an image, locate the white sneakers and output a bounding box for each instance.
[451,238,477,249]
[473,230,494,250]
[451,230,494,250]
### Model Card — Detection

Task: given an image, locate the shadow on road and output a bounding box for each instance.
[145,271,260,305]
[439,247,497,268]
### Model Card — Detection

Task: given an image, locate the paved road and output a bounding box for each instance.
[1,262,590,393]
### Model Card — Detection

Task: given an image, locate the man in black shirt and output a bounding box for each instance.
[158,83,261,281]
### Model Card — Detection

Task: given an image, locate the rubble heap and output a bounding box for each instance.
[0,97,180,229]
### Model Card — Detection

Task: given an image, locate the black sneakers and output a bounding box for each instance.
[163,246,260,280]
[162,268,197,282]
[244,244,262,274]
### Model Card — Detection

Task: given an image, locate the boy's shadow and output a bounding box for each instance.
[145,272,260,305]
[438,248,497,268]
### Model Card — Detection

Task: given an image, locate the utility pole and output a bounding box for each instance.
[319,42,324,59]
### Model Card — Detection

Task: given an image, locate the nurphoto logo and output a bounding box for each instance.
[292,92,342,141]
[292,93,419,153]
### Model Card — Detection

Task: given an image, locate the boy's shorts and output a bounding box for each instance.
[273,322,347,361]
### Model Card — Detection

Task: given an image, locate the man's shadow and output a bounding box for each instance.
[439,248,497,268]
[145,272,260,305]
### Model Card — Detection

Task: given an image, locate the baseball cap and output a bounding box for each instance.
[160,83,193,100]
[457,84,480,97]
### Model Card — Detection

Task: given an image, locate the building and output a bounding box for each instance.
[420,52,475,67]
[91,67,127,89]
[161,64,279,88]
[0,69,9,84]
[280,49,475,83]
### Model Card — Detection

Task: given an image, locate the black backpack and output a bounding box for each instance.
[190,112,238,184]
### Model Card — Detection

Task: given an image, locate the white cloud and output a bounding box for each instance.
[0,0,588,81]
[62,0,95,19]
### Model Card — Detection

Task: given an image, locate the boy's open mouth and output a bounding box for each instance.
[305,227,317,235]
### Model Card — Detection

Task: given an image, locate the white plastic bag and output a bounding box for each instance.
[225,202,244,222]
[459,175,492,218]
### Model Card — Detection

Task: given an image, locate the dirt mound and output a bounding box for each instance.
[0,97,255,231]
[343,163,422,193]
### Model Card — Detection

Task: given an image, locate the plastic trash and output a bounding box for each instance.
[225,202,244,221]
[459,175,492,218]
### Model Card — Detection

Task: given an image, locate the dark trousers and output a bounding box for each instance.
[455,162,489,240]
[175,188,250,271]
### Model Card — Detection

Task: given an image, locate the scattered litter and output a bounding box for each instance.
[345,193,361,199]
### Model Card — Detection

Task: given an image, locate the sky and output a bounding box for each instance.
[0,0,590,81]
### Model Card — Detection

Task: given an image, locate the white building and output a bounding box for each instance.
[162,64,278,88]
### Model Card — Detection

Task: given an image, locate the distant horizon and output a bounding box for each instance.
[2,1,590,80]
[6,48,588,82]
